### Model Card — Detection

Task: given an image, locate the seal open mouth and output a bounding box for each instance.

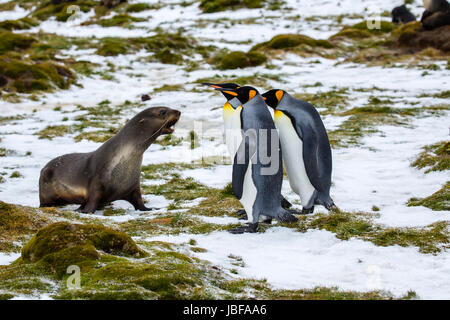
[162,113,180,134]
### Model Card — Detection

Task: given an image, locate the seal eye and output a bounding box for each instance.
[159,109,167,117]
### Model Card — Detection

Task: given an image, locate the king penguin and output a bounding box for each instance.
[203,83,292,219]
[208,85,298,233]
[262,89,336,214]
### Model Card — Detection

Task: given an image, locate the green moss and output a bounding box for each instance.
[330,28,373,39]
[217,50,267,69]
[200,0,266,13]
[95,14,146,27]
[0,17,39,31]
[284,211,449,254]
[351,20,397,35]
[74,129,117,143]
[9,171,22,178]
[154,133,183,147]
[0,201,51,253]
[328,105,448,148]
[31,1,99,22]
[0,31,35,54]
[294,88,349,115]
[21,222,146,277]
[152,47,183,64]
[126,3,151,12]
[153,84,183,92]
[0,57,75,93]
[390,21,421,42]
[37,125,73,140]
[254,34,333,51]
[0,293,14,300]
[95,33,204,60]
[263,286,416,300]
[103,207,127,216]
[412,141,450,173]
[408,182,450,211]
[96,38,131,56]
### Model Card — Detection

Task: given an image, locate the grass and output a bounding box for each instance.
[216,51,267,70]
[0,201,51,253]
[199,0,267,13]
[408,182,450,211]
[412,141,450,173]
[280,210,449,254]
[328,105,449,148]
[0,204,415,300]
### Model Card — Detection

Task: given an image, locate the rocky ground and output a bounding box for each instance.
[0,0,449,299]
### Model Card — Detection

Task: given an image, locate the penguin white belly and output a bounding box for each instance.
[239,160,257,222]
[223,104,256,221]
[223,104,243,157]
[274,111,316,206]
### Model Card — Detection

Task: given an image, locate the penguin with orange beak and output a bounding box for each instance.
[206,85,298,233]
[262,89,336,214]
[203,83,292,220]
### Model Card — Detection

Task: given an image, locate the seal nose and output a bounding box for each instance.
[174,110,181,117]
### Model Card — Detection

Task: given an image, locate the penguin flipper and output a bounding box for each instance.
[232,132,256,199]
[232,153,248,200]
[301,129,325,193]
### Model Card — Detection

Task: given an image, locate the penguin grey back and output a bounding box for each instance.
[234,94,286,222]
[277,92,333,203]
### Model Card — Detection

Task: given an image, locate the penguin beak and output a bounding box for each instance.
[202,82,223,89]
[215,88,238,96]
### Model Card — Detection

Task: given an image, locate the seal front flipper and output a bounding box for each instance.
[228,223,258,234]
[127,187,154,211]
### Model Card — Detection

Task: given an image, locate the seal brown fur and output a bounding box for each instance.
[39,107,180,213]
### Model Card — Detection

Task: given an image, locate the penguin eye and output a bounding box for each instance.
[159,109,167,117]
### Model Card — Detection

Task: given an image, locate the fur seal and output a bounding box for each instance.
[421,0,450,29]
[39,107,180,213]
[391,5,416,24]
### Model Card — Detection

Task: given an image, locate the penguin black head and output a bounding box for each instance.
[217,86,260,105]
[202,82,240,100]
[261,89,285,109]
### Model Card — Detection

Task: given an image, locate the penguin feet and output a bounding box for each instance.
[262,218,272,224]
[326,204,340,212]
[276,212,298,223]
[236,209,248,220]
[281,197,292,209]
[301,206,314,215]
[228,223,258,234]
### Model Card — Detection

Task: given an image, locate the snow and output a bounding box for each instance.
[0,4,28,22]
[0,252,20,265]
[148,227,450,299]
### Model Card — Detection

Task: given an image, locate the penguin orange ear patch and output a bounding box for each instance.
[249,90,256,100]
[276,90,284,102]
[223,90,238,96]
